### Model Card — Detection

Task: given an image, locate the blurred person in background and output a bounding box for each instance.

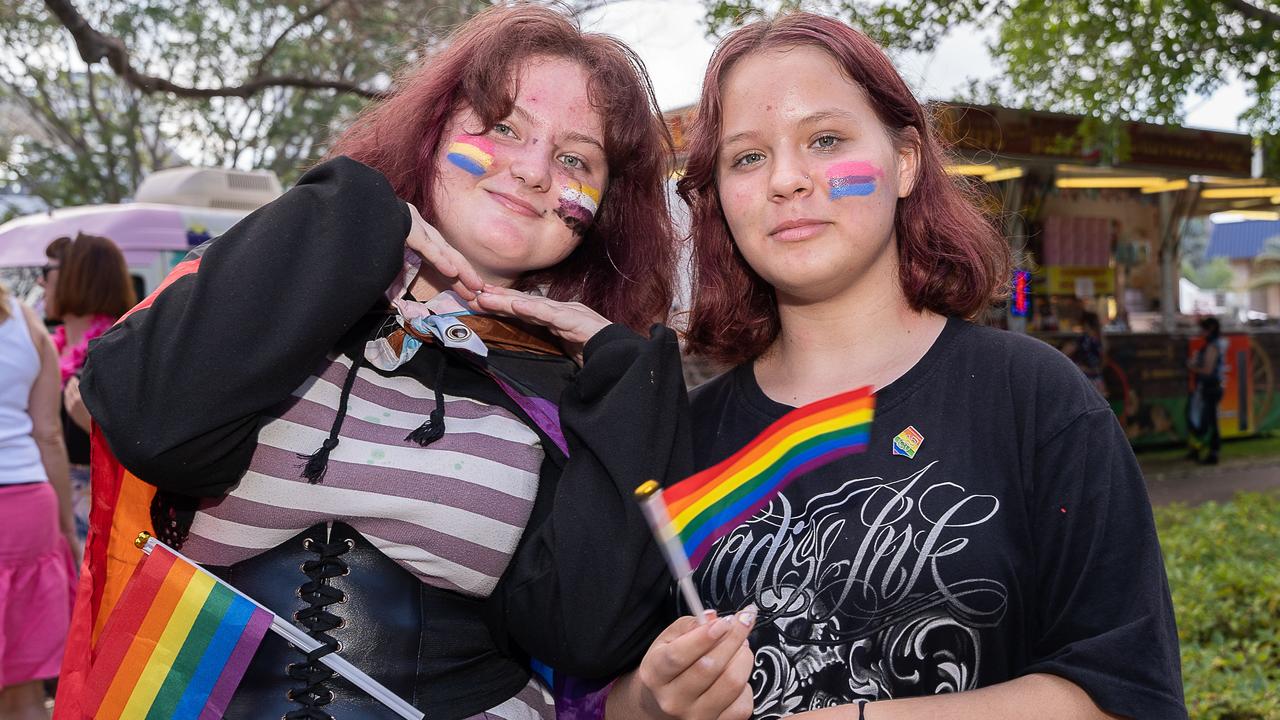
[35,237,71,325]
[0,282,78,720]
[44,233,137,538]
[1187,316,1225,465]
[1063,310,1107,397]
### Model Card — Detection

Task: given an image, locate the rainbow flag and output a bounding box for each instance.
[81,541,272,720]
[664,387,874,565]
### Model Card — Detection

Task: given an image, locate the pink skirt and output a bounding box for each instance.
[0,482,77,687]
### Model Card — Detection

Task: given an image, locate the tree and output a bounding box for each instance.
[1251,234,1280,288]
[701,0,1280,141]
[0,0,494,206]
[1183,255,1237,289]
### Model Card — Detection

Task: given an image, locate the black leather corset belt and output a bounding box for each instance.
[206,521,530,720]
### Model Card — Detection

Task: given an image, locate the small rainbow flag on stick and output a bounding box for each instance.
[81,535,424,720]
[636,387,874,618]
[82,537,271,720]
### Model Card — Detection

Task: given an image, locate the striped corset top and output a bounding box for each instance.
[180,352,544,599]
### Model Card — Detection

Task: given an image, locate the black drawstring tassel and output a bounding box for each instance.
[406,358,448,446]
[298,350,364,484]
[299,437,340,484]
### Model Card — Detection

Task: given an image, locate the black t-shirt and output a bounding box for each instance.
[688,318,1185,719]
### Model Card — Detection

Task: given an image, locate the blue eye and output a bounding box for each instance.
[733,152,765,168]
[814,135,840,149]
[493,123,515,137]
[560,155,586,171]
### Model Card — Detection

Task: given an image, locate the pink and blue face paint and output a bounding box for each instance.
[446,135,495,176]
[826,161,884,199]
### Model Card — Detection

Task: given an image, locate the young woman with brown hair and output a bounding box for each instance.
[608,13,1184,720]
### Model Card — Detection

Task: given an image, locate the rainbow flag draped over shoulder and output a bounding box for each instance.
[82,540,272,720]
[664,387,874,566]
[55,255,204,720]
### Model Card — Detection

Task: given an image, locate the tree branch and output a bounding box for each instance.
[42,0,386,100]
[1216,0,1280,33]
[254,0,345,78]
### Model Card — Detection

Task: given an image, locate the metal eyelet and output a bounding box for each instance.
[445,324,472,342]
[302,538,314,551]
[343,538,355,551]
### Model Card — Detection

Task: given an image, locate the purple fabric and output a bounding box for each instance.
[554,676,615,720]
[489,373,569,457]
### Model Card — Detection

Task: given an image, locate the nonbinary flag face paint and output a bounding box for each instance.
[446,135,496,176]
[826,161,884,199]
[556,181,602,233]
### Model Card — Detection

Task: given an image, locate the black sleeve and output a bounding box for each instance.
[1025,407,1187,719]
[79,157,410,497]
[491,323,693,679]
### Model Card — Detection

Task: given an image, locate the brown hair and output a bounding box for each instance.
[679,13,1010,365]
[327,3,677,331]
[45,236,71,263]
[54,233,136,319]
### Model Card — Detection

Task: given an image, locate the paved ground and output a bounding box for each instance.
[1139,455,1280,506]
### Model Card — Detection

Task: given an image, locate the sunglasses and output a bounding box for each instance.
[40,264,58,280]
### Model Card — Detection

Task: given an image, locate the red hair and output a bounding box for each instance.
[327,4,676,331]
[678,13,1009,365]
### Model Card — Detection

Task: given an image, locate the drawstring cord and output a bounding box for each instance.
[297,349,365,484]
[405,359,447,446]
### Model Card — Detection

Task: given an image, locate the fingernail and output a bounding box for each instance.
[737,604,757,626]
[708,615,733,639]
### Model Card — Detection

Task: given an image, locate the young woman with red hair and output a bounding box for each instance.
[72,5,691,719]
[606,13,1184,720]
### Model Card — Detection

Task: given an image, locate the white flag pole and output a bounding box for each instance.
[136,533,424,720]
[633,481,708,624]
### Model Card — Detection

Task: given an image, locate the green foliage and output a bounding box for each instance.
[1183,256,1236,290]
[699,0,1280,139]
[0,0,492,207]
[1155,493,1280,719]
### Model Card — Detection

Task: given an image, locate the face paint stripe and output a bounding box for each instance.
[826,161,884,200]
[560,185,600,215]
[446,135,495,176]
[556,181,602,234]
[830,182,877,198]
[568,181,602,206]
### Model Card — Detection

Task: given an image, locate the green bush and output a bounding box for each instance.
[1156,493,1280,719]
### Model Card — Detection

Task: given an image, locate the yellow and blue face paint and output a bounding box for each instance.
[446,135,496,176]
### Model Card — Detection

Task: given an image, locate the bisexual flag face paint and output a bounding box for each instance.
[446,135,495,176]
[826,161,884,199]
[556,181,601,233]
